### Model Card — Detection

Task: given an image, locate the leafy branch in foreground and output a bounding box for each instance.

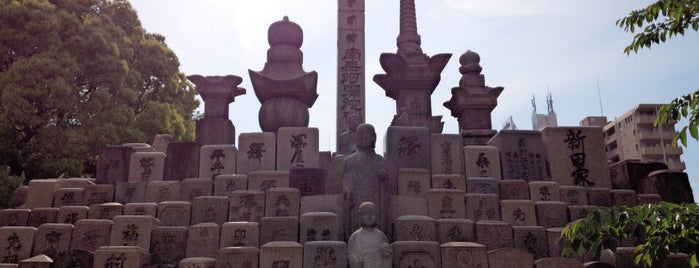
[616,0,699,54]
[617,0,699,147]
[654,90,699,147]
[559,202,699,267]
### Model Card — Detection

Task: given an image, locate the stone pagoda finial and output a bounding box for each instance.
[249,16,319,132]
[373,0,451,133]
[187,74,246,145]
[443,50,504,145]
[397,0,423,59]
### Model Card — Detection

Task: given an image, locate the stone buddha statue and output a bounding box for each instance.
[348,202,392,268]
[342,124,390,237]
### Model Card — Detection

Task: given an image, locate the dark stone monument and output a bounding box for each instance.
[443,50,504,145]
[163,142,200,181]
[187,75,245,145]
[96,146,134,185]
[249,16,319,133]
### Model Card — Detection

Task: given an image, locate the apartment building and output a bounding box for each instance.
[600,104,686,170]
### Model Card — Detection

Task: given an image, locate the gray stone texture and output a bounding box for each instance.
[463,145,502,179]
[70,219,112,252]
[384,126,431,170]
[487,130,549,181]
[541,127,611,188]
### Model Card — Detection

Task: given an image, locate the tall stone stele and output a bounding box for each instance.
[187,75,246,145]
[443,50,504,145]
[373,0,451,133]
[249,16,319,132]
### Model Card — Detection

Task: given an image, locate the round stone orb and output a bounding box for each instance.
[259,97,309,132]
[459,50,480,65]
[268,16,303,48]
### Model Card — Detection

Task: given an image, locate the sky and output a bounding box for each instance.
[129,0,698,201]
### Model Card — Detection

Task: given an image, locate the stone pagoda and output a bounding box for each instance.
[187,75,246,145]
[373,0,451,133]
[443,50,504,145]
[249,16,319,133]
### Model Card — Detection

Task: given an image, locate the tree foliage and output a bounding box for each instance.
[560,202,699,267]
[0,0,199,179]
[617,0,699,147]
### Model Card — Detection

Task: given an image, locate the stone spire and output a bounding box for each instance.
[443,50,504,145]
[249,16,318,132]
[373,0,451,133]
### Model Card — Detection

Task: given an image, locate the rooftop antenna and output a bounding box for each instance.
[597,80,604,116]
[531,94,536,112]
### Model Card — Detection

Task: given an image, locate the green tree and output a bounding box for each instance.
[560,202,699,267]
[616,0,699,146]
[0,0,199,180]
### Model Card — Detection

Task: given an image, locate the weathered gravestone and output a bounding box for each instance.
[186,223,220,258]
[150,226,187,266]
[96,146,134,186]
[247,171,290,192]
[487,248,534,268]
[191,196,229,225]
[303,241,348,268]
[541,127,611,188]
[157,201,191,227]
[51,188,85,209]
[144,181,180,203]
[109,215,160,250]
[27,207,58,228]
[430,134,464,175]
[425,189,465,219]
[0,226,37,264]
[228,190,265,223]
[260,216,299,245]
[513,226,549,259]
[32,223,73,259]
[93,246,150,268]
[213,174,247,197]
[440,242,488,268]
[384,126,431,170]
[220,222,259,248]
[180,178,213,203]
[500,180,530,200]
[214,247,258,268]
[436,218,474,243]
[264,187,300,218]
[88,202,123,220]
[463,145,502,179]
[276,127,320,171]
[237,132,276,175]
[0,209,30,226]
[487,130,549,181]
[70,219,112,252]
[259,241,304,268]
[199,145,236,179]
[391,241,441,268]
[128,152,166,182]
[164,142,200,181]
[475,220,513,250]
[115,182,146,204]
[299,212,340,243]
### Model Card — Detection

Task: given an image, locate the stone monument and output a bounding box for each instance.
[373,0,451,133]
[337,0,366,153]
[187,75,246,145]
[249,16,319,133]
[443,50,504,145]
[347,202,392,268]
